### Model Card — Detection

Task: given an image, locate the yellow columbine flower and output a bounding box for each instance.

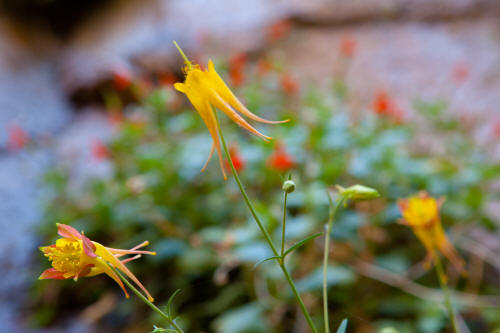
[173,42,287,179]
[39,223,156,301]
[398,192,464,273]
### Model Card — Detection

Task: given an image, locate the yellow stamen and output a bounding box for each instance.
[43,239,82,276]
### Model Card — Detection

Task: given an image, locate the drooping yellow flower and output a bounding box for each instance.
[398,192,464,273]
[173,42,287,179]
[40,223,156,301]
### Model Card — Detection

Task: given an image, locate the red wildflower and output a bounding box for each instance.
[280,74,299,95]
[339,36,357,57]
[373,91,390,115]
[7,124,29,151]
[112,66,133,91]
[229,52,248,87]
[225,146,246,172]
[267,20,292,42]
[452,63,469,84]
[267,143,295,171]
[372,91,405,123]
[91,139,110,161]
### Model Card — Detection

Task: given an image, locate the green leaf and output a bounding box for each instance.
[212,303,270,333]
[166,289,181,318]
[151,325,177,333]
[253,256,281,269]
[283,232,323,258]
[336,319,348,333]
[296,265,354,292]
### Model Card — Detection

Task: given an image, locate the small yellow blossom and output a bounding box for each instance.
[398,192,464,272]
[40,223,156,301]
[173,42,287,179]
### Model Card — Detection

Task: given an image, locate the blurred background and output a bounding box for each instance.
[2,0,500,332]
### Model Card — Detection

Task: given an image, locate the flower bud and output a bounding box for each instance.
[282,180,296,193]
[336,184,379,201]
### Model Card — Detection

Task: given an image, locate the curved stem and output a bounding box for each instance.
[322,195,344,333]
[433,250,461,333]
[281,192,288,257]
[216,115,317,333]
[112,267,184,333]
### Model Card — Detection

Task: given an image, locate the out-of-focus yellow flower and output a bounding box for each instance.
[173,42,287,179]
[40,223,156,301]
[398,192,464,273]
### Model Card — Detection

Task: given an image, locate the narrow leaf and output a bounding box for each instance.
[166,289,181,318]
[253,256,281,269]
[151,325,177,333]
[283,232,323,258]
[335,319,348,333]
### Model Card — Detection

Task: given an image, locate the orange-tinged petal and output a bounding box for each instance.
[56,223,97,257]
[184,86,226,179]
[73,264,94,281]
[202,101,226,179]
[94,242,154,302]
[209,89,271,141]
[207,60,287,124]
[432,223,465,273]
[174,82,186,93]
[201,142,216,172]
[89,256,130,298]
[56,223,81,239]
[39,268,65,280]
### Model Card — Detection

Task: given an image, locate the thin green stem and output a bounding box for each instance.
[322,195,344,333]
[112,267,184,333]
[281,192,288,257]
[216,114,317,333]
[433,251,461,333]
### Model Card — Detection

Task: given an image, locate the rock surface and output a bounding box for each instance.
[268,18,500,124]
[289,0,500,23]
[59,0,292,96]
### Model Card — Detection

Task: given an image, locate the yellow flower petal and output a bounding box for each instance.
[173,52,287,178]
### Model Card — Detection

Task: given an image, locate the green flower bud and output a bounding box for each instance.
[336,184,379,201]
[282,180,296,193]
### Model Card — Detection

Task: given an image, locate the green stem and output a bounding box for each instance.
[281,192,288,257]
[433,251,461,333]
[112,267,184,333]
[322,195,344,333]
[216,115,317,333]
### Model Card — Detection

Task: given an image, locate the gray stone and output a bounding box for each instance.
[288,0,500,24]
[59,0,292,94]
[54,110,113,191]
[268,18,500,122]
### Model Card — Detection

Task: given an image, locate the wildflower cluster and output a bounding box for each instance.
[36,41,500,333]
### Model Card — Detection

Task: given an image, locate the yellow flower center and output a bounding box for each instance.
[44,239,83,274]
